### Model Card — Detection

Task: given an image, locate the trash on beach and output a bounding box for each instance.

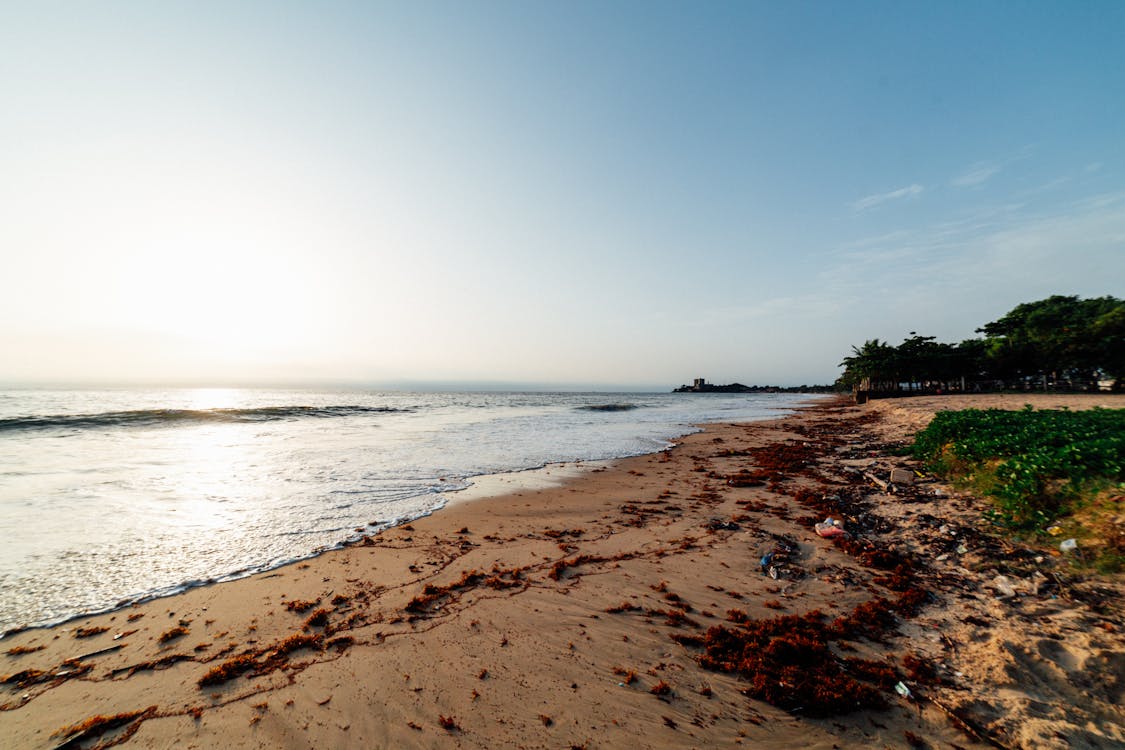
[992,575,1016,598]
[814,517,848,538]
[759,537,801,580]
[889,468,915,485]
[1046,524,1063,536]
[863,472,889,491]
[1059,538,1078,553]
[894,681,912,699]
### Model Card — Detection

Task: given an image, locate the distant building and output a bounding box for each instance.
[674,378,754,393]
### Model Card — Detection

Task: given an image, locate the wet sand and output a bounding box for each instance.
[2,394,1123,749]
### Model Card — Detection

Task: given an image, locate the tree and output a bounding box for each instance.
[978,295,1125,388]
[838,339,897,392]
[838,295,1124,394]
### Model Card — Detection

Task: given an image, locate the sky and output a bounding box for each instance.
[2,1,1123,389]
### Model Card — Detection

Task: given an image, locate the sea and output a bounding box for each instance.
[0,388,823,635]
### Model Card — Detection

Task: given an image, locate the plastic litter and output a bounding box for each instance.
[894,681,912,699]
[814,517,848,538]
[889,468,915,485]
[1059,538,1078,553]
[1046,525,1063,536]
[992,575,1016,598]
[759,538,799,580]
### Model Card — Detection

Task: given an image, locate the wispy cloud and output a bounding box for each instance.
[815,191,1125,346]
[951,162,1001,187]
[694,294,846,327]
[851,183,924,212]
[828,190,1125,302]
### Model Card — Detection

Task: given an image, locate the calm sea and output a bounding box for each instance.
[0,388,821,634]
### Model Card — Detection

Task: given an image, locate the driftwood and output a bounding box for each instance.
[863,472,889,491]
[924,692,1014,750]
[71,644,123,662]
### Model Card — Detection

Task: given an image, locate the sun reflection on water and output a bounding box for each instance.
[186,388,243,411]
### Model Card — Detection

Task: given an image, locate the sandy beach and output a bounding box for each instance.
[2,393,1123,749]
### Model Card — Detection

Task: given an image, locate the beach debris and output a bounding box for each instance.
[304,609,330,629]
[1059,538,1078,553]
[991,575,1016,598]
[815,517,848,539]
[1026,571,1049,596]
[158,626,188,644]
[690,608,899,716]
[758,536,802,580]
[889,468,915,486]
[894,681,913,699]
[1046,524,1063,536]
[50,706,158,749]
[73,644,124,662]
[864,472,889,491]
[612,666,637,685]
[707,517,739,531]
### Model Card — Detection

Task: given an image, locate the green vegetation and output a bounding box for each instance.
[838,295,1124,392]
[912,407,1125,570]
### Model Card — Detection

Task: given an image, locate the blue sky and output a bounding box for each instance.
[2,2,1122,388]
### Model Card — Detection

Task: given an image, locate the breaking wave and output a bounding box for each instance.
[577,403,641,412]
[0,405,412,434]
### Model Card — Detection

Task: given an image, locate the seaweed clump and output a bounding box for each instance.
[196,632,326,688]
[694,610,896,716]
[52,706,158,747]
[404,566,526,615]
[158,626,189,644]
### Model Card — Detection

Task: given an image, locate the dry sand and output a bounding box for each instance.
[2,394,1123,749]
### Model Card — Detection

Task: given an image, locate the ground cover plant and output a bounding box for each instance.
[912,406,1125,548]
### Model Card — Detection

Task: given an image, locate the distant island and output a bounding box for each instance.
[673,378,834,394]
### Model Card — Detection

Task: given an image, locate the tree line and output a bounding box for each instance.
[837,295,1125,394]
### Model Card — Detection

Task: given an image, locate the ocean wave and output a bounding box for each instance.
[0,405,412,434]
[576,403,641,412]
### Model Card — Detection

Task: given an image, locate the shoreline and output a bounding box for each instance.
[0,398,827,637]
[0,460,615,640]
[2,394,1122,748]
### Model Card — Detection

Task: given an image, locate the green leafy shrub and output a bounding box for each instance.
[912,407,1125,528]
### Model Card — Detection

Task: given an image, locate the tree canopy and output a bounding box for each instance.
[838,295,1124,392]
